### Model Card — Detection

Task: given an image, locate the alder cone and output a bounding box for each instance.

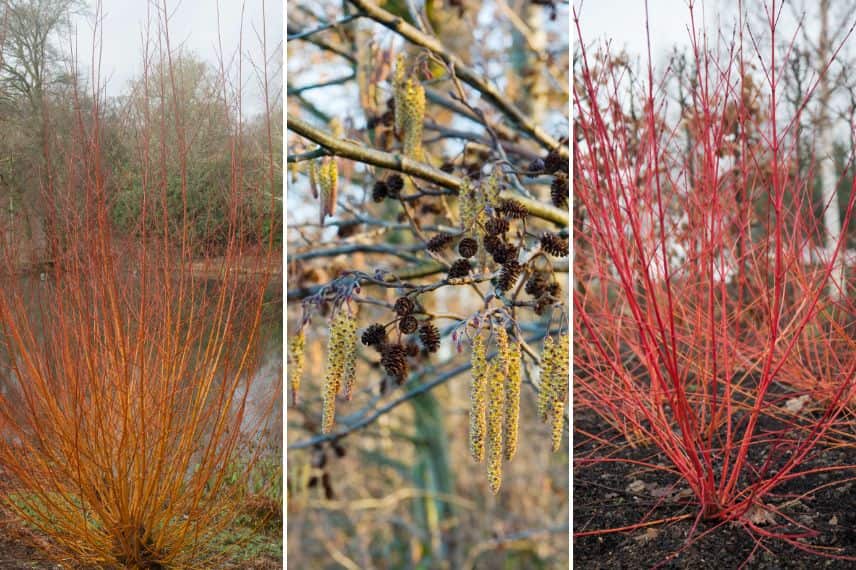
[372,180,388,202]
[540,232,569,257]
[394,296,415,316]
[483,234,503,255]
[361,323,387,347]
[484,217,509,236]
[498,199,528,219]
[525,272,549,297]
[427,232,455,252]
[447,258,472,279]
[491,244,517,266]
[551,174,568,209]
[398,314,418,334]
[496,260,522,292]
[458,237,478,258]
[381,343,408,384]
[419,323,441,353]
[544,148,566,174]
[386,174,404,197]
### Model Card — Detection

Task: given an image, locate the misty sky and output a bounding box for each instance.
[71,0,282,114]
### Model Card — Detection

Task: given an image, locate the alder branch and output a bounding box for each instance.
[345,0,568,158]
[287,258,568,301]
[288,243,424,263]
[286,14,364,42]
[287,330,550,451]
[287,73,357,95]
[287,115,570,226]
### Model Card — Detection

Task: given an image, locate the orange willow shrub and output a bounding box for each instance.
[0,6,279,568]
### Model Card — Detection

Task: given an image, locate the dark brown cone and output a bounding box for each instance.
[551,174,568,209]
[398,314,418,334]
[483,234,503,255]
[447,258,472,279]
[544,148,566,174]
[381,343,408,384]
[497,260,522,292]
[458,237,478,258]
[540,232,569,257]
[525,272,549,297]
[491,244,517,265]
[426,232,455,253]
[387,174,404,196]
[361,323,387,347]
[394,297,415,316]
[498,199,528,219]
[484,217,509,236]
[419,323,441,353]
[372,180,389,203]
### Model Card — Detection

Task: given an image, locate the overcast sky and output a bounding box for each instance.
[71,0,282,114]
[575,0,725,67]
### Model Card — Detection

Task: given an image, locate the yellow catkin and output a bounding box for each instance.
[393,53,407,135]
[341,313,358,400]
[550,400,565,453]
[549,334,569,452]
[401,78,426,160]
[288,328,305,406]
[308,160,318,198]
[469,332,488,462]
[537,336,556,422]
[321,311,352,433]
[504,340,522,461]
[318,158,338,225]
[486,362,505,494]
[483,167,501,208]
[459,179,476,235]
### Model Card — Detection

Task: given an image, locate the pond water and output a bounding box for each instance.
[0,275,283,454]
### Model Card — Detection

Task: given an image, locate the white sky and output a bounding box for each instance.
[575,0,724,68]
[71,0,283,114]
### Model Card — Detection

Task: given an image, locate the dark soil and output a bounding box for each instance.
[573,406,856,569]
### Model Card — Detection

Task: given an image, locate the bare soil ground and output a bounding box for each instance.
[574,407,856,569]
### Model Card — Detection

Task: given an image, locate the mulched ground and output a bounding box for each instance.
[573,406,856,569]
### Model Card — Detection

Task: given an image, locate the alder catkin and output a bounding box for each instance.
[549,334,569,452]
[288,328,305,406]
[459,178,477,234]
[340,313,358,400]
[538,336,556,422]
[486,362,505,494]
[321,311,355,433]
[401,78,426,160]
[483,167,501,209]
[504,340,522,461]
[318,158,338,225]
[393,53,407,135]
[469,332,488,462]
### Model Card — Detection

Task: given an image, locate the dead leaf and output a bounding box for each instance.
[634,528,660,543]
[784,394,810,414]
[626,479,646,494]
[745,504,776,526]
